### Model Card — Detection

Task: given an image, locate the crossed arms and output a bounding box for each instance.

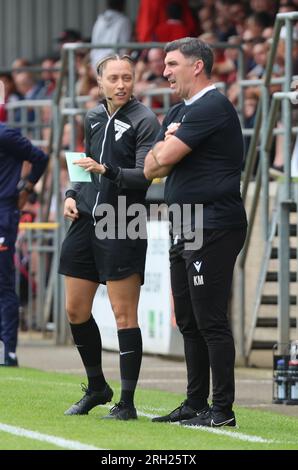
[144,123,192,180]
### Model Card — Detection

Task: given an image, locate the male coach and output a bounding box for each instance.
[144,37,247,427]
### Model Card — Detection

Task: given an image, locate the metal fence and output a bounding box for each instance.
[238,12,298,363]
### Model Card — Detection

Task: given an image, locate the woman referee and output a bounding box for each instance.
[59,55,160,420]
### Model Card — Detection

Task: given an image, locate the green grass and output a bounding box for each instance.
[0,367,298,450]
[0,434,61,451]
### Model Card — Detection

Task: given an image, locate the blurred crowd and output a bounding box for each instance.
[1,0,298,183]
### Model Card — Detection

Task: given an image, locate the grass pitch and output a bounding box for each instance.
[0,367,297,450]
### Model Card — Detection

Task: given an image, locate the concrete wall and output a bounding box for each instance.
[0,0,139,67]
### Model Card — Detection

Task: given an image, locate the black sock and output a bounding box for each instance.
[70,316,106,392]
[118,327,142,407]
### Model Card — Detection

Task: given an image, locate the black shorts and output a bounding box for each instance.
[59,215,147,284]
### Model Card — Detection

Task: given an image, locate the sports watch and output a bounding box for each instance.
[17,178,34,194]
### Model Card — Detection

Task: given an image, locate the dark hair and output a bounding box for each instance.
[0,72,13,81]
[167,2,183,20]
[249,12,274,29]
[57,29,82,43]
[96,54,134,76]
[280,1,296,7]
[107,0,126,11]
[164,37,214,78]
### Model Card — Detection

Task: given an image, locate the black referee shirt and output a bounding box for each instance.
[71,97,160,217]
[157,89,247,229]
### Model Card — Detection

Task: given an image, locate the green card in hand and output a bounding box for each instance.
[65,152,92,182]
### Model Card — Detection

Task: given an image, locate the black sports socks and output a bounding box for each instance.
[70,316,107,391]
[118,328,142,406]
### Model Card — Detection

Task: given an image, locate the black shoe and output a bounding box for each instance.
[1,354,19,367]
[102,401,137,421]
[181,407,236,427]
[64,383,113,415]
[152,400,208,423]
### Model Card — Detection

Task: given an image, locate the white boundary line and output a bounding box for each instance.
[0,423,104,450]
[180,424,273,443]
[134,411,274,444]
[1,376,292,447]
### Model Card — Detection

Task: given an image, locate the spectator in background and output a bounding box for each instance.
[52,59,62,85]
[135,48,168,91]
[85,86,101,110]
[76,59,97,96]
[61,120,85,152]
[262,26,274,41]
[214,0,232,23]
[55,30,89,85]
[247,39,268,78]
[279,0,297,12]
[0,124,48,366]
[11,58,31,81]
[0,73,22,123]
[55,29,82,48]
[229,2,249,36]
[249,0,278,16]
[246,12,274,38]
[223,35,242,84]
[155,3,192,42]
[14,72,44,101]
[136,0,196,43]
[243,88,259,160]
[134,48,172,112]
[90,0,131,73]
[196,4,216,36]
[198,33,236,83]
[242,29,259,74]
[279,2,298,75]
[40,59,57,98]
[213,0,242,41]
[14,71,45,125]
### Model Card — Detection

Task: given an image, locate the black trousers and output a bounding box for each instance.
[0,207,20,358]
[170,228,247,412]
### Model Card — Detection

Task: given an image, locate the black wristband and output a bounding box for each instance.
[103,163,120,181]
[65,189,77,200]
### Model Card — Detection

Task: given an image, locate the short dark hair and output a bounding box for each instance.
[56,29,82,43]
[167,2,183,20]
[96,54,134,76]
[108,0,126,11]
[164,37,214,78]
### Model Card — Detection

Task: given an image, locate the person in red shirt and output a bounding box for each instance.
[155,3,190,42]
[136,0,197,42]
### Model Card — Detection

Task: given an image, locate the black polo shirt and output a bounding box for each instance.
[158,89,247,229]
